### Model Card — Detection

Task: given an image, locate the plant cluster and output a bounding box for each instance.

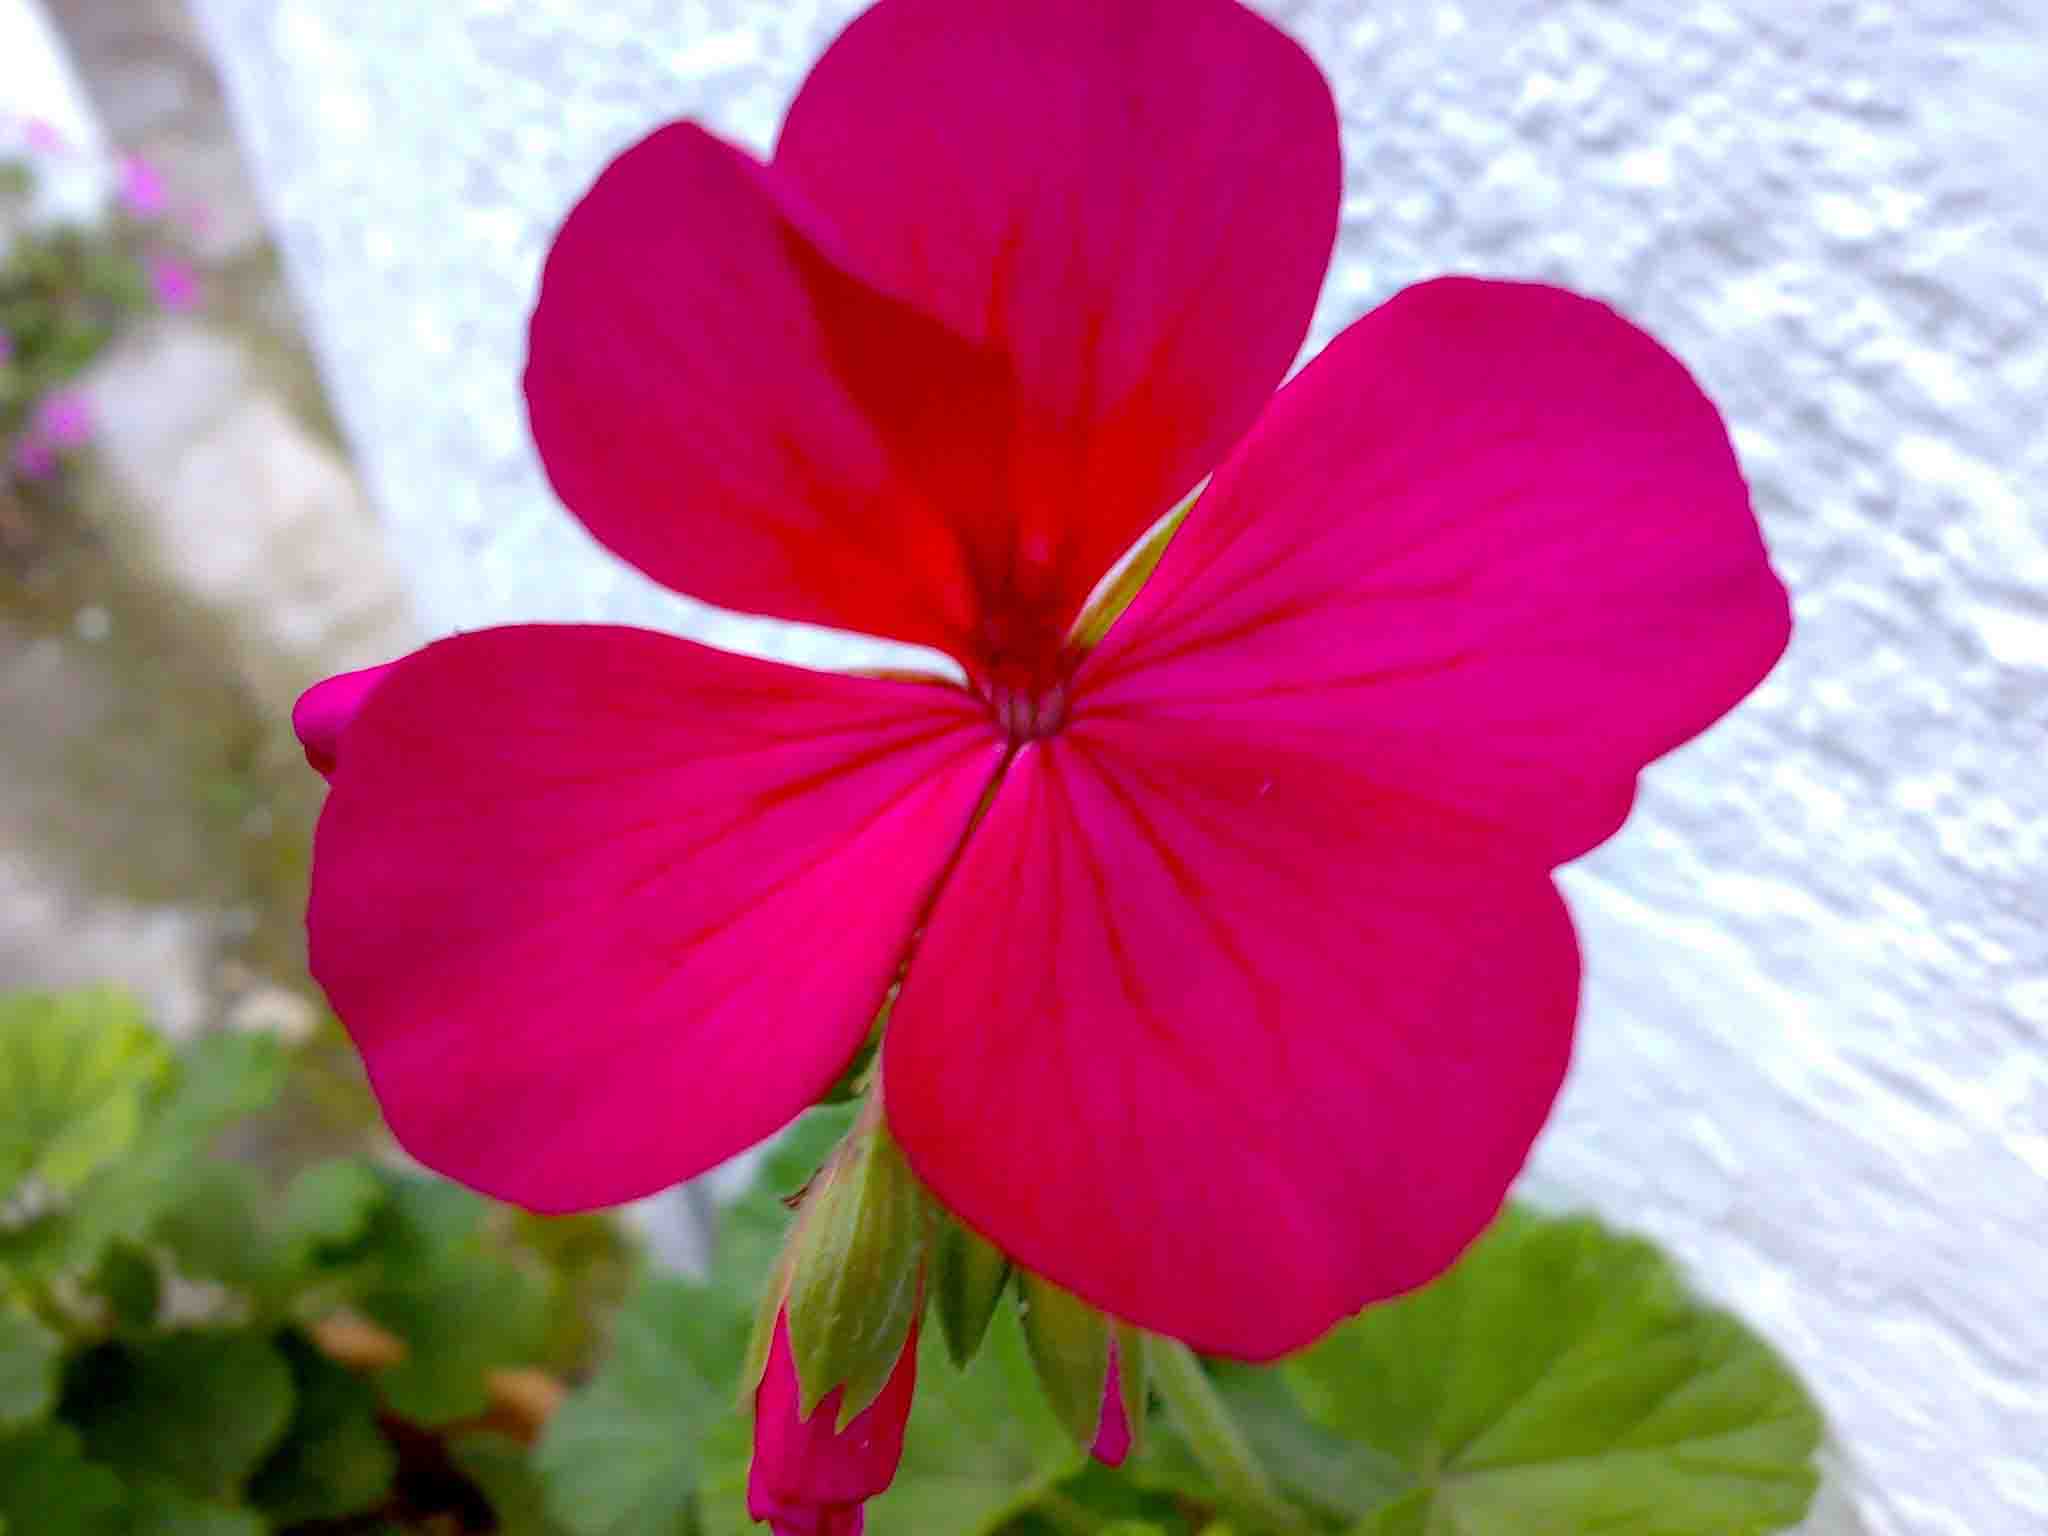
[1,129,204,538]
[2,989,1823,1535]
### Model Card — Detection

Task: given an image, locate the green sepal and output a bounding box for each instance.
[1066,493,1195,654]
[1017,1270,1111,1452]
[930,1212,1010,1367]
[739,1239,798,1404]
[1115,1322,1150,1458]
[783,1105,928,1428]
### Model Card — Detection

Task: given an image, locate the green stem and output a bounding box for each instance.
[1149,1337,1313,1536]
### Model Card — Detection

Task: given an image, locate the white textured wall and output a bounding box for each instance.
[189,3,2047,1533]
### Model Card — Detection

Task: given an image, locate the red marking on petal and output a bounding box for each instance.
[528,0,1338,694]
[887,725,1578,1359]
[308,625,999,1210]
[1082,277,1793,867]
[779,0,1339,667]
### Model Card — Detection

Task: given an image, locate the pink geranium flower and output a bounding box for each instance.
[295,0,1789,1359]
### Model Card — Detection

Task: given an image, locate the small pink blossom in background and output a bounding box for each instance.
[117,154,167,218]
[0,329,13,368]
[12,435,57,481]
[23,118,63,154]
[749,1311,917,1536]
[295,0,1791,1371]
[11,389,94,481]
[146,252,202,312]
[31,389,94,451]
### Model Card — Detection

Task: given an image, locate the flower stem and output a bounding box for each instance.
[1148,1337,1312,1536]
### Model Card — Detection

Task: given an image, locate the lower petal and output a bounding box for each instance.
[885,719,1577,1359]
[308,625,1000,1210]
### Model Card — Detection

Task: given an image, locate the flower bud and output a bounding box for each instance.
[1017,1270,1147,1465]
[749,1308,918,1536]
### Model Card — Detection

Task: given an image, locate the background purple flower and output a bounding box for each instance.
[117,155,168,218]
[146,253,202,312]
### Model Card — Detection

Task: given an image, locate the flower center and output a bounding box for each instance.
[985,678,1069,744]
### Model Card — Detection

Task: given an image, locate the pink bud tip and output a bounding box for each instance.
[1090,1344,1132,1467]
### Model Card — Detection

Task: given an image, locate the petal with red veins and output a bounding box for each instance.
[1084,278,1794,868]
[885,723,1578,1359]
[776,0,1340,670]
[308,625,999,1211]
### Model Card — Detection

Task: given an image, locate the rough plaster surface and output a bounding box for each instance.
[189,2,2046,1531]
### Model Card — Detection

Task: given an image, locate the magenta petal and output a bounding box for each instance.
[775,0,1339,630]
[886,725,1578,1359]
[309,625,1000,1210]
[1086,278,1794,868]
[292,662,396,779]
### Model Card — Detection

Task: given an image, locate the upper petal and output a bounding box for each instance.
[1083,278,1794,867]
[526,124,1002,670]
[776,0,1340,672]
[884,723,1578,1359]
[526,0,1339,690]
[307,625,1000,1211]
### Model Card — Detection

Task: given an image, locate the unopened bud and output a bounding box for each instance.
[1017,1270,1147,1464]
[778,1097,929,1427]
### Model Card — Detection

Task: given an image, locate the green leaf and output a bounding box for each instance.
[533,1107,855,1536]
[784,1112,926,1425]
[246,1330,396,1525]
[0,989,171,1203]
[1286,1207,1824,1536]
[346,1169,547,1425]
[0,1308,62,1428]
[867,1305,1079,1536]
[274,1158,388,1263]
[931,1214,1010,1367]
[1017,1271,1110,1453]
[52,1033,287,1278]
[364,1249,547,1425]
[0,1422,128,1536]
[150,1162,279,1300]
[119,1483,266,1536]
[84,1240,162,1331]
[65,1331,295,1499]
[533,1271,730,1536]
[452,1431,573,1536]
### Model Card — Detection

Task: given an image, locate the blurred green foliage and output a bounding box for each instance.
[0,987,1824,1534]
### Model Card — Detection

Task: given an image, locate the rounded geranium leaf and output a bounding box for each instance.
[1085,277,1794,869]
[307,626,1001,1211]
[885,719,1578,1360]
[775,0,1341,670]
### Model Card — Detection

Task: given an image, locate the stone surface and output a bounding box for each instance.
[81,320,414,719]
[188,3,2047,1532]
